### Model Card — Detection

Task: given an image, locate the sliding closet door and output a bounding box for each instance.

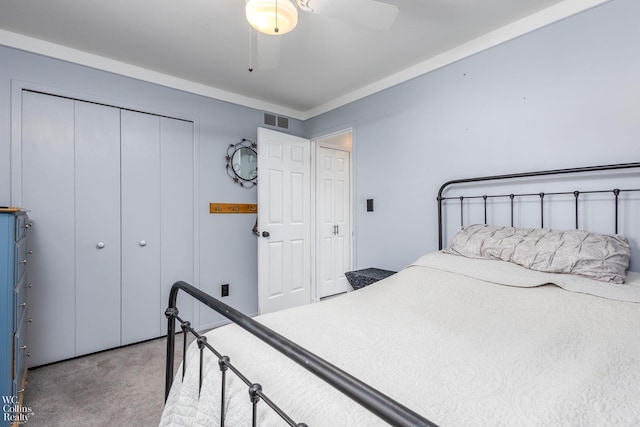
[22,92,76,366]
[121,111,162,345]
[74,101,121,355]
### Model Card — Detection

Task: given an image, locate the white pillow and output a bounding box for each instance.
[444,224,631,284]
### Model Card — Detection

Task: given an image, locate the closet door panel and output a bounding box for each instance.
[333,149,350,294]
[318,148,336,297]
[21,91,76,366]
[160,118,194,335]
[121,111,161,345]
[74,101,122,355]
[316,147,351,299]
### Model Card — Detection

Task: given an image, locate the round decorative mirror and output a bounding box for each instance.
[226,138,257,187]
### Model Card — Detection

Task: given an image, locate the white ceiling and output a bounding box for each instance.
[0,0,609,119]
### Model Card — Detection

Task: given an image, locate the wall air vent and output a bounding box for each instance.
[277,116,289,129]
[263,113,290,131]
[264,113,277,127]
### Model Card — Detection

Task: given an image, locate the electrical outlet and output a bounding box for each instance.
[221,283,229,297]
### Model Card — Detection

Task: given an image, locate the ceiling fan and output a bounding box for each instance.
[245,0,400,70]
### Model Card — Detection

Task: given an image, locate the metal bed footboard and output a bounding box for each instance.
[165,280,436,427]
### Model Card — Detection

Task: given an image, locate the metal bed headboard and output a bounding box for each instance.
[437,162,640,251]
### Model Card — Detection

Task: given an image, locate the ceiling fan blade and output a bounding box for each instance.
[301,0,399,31]
[256,32,281,70]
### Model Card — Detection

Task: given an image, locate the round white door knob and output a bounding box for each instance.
[97,242,105,249]
[139,240,147,247]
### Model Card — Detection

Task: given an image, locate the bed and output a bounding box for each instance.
[161,162,640,426]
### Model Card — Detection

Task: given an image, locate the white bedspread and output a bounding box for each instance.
[160,252,640,426]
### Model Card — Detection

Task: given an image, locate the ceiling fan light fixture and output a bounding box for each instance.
[246,0,298,35]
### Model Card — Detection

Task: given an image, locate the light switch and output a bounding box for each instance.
[366,199,374,212]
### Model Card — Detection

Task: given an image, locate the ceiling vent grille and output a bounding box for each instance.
[263,113,289,131]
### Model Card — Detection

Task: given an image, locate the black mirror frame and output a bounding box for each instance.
[226,138,257,188]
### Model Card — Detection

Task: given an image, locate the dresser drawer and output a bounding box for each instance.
[14,276,28,333]
[13,312,28,396]
[15,237,28,283]
[15,214,29,242]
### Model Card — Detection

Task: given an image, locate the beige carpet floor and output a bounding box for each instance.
[22,336,183,427]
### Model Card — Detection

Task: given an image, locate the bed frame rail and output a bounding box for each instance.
[165,280,437,427]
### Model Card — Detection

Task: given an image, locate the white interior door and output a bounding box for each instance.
[257,127,311,314]
[317,147,351,298]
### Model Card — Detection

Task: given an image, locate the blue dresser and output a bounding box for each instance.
[1,209,30,426]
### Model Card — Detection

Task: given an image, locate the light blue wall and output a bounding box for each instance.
[304,0,640,271]
[0,45,303,323]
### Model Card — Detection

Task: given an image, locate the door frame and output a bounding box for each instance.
[311,128,354,302]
